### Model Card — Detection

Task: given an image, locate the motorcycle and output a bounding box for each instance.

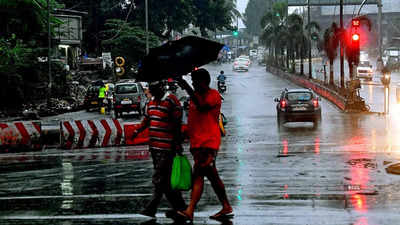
[218,81,226,94]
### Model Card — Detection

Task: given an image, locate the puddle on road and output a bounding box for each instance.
[347,158,377,169]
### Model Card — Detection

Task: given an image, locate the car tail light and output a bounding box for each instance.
[313,99,319,108]
[115,105,122,109]
[280,100,287,108]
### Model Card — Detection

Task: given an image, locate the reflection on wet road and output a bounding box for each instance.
[2,64,400,224]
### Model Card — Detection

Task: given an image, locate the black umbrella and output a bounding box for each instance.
[137,36,224,82]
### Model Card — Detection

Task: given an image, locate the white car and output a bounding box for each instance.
[356,61,373,81]
[233,58,250,71]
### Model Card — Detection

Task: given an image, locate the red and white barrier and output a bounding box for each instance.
[60,119,124,149]
[0,121,41,151]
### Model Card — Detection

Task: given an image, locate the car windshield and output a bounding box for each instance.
[359,61,370,67]
[116,84,138,94]
[287,92,312,101]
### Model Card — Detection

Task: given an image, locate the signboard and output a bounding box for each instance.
[102,52,112,69]
[287,0,378,6]
[54,15,82,44]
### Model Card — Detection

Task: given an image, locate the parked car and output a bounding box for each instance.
[233,58,250,71]
[113,81,146,118]
[83,84,102,112]
[274,88,321,127]
[356,61,373,81]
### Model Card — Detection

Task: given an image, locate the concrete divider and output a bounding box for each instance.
[0,121,41,151]
[267,66,346,111]
[60,119,124,149]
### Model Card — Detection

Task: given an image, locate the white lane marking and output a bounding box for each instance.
[0,214,150,220]
[0,193,151,200]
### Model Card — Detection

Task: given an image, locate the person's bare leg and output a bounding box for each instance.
[207,162,232,215]
[181,173,204,219]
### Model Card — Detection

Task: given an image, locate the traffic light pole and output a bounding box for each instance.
[377,0,383,71]
[308,0,312,79]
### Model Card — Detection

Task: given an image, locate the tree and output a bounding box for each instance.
[0,0,62,108]
[57,0,127,54]
[191,0,239,37]
[244,0,273,36]
[101,19,160,78]
[131,0,194,39]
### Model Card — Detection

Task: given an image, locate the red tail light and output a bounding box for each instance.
[280,100,287,108]
[313,99,319,108]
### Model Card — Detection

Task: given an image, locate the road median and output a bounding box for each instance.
[267,66,347,111]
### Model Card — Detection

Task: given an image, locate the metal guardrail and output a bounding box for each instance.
[287,0,378,6]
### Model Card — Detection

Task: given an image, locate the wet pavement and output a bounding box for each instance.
[2,63,400,225]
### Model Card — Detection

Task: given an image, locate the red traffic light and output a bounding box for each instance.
[352,19,360,27]
[352,33,360,41]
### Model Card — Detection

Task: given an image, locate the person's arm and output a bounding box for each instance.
[175,77,216,112]
[131,108,150,139]
[169,96,183,153]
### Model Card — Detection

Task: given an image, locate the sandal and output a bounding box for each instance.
[175,211,193,223]
[209,211,234,220]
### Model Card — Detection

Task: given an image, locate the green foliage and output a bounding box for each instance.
[191,0,237,37]
[244,0,273,36]
[0,0,62,108]
[101,19,160,77]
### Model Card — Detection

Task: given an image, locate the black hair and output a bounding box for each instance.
[191,68,210,85]
[220,70,224,74]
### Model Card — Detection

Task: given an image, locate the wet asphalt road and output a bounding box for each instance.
[2,63,400,225]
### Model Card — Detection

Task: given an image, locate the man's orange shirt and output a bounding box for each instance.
[187,88,221,150]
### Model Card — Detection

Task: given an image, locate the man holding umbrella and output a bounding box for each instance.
[131,81,186,218]
[175,68,233,222]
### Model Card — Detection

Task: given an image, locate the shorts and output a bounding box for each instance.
[190,148,217,170]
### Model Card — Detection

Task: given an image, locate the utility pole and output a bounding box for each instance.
[308,0,312,79]
[145,0,149,55]
[47,0,52,101]
[340,0,345,88]
[377,0,383,71]
[236,16,239,58]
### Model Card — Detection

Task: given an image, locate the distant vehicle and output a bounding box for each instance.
[83,83,102,112]
[113,81,146,118]
[249,49,257,58]
[232,58,250,71]
[274,88,321,127]
[356,61,373,81]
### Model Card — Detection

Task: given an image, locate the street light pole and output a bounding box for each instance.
[145,0,149,55]
[307,0,312,79]
[236,16,239,58]
[47,0,52,101]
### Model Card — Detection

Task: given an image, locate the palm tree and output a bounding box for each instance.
[323,23,340,86]
[260,2,287,67]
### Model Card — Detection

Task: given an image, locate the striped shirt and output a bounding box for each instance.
[136,92,182,151]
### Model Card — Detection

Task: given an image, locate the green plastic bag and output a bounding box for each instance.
[170,154,192,191]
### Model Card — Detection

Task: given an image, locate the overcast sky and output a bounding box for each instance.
[237,0,249,28]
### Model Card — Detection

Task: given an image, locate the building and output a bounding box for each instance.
[52,9,87,70]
